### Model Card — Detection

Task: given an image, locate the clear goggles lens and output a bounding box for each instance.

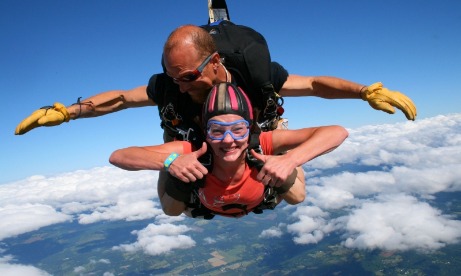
[207,119,250,141]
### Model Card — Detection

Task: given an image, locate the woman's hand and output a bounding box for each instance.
[251,149,297,187]
[168,142,209,182]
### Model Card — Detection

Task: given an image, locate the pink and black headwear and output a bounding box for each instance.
[202,82,254,128]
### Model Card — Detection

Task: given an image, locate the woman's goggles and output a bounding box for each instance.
[207,119,250,141]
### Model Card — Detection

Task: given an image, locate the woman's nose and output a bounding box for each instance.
[221,131,234,142]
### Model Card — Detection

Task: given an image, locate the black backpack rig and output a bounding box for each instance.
[202,20,285,131]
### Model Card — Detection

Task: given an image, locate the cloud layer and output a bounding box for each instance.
[1,113,461,273]
[282,114,461,251]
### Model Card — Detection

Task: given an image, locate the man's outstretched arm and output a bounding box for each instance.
[280,75,417,120]
[15,85,154,135]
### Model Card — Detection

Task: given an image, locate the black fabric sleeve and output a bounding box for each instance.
[147,73,176,105]
[270,61,289,92]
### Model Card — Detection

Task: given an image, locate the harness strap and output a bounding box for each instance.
[190,201,249,219]
[190,204,215,220]
[259,84,285,131]
[221,203,248,214]
[246,129,264,170]
[252,187,279,214]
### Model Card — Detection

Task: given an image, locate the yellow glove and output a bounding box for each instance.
[361,82,417,121]
[15,103,70,135]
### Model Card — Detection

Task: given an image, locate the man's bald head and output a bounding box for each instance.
[164,25,216,59]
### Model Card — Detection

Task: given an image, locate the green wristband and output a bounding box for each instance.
[164,152,179,171]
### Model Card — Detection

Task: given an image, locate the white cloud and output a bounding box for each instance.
[155,213,187,224]
[309,114,461,171]
[73,266,85,273]
[0,255,51,276]
[0,204,71,240]
[204,237,217,244]
[0,167,161,241]
[113,223,196,255]
[343,193,461,252]
[283,113,461,251]
[98,259,111,264]
[78,198,163,224]
[307,184,356,209]
[259,224,284,238]
[285,206,337,244]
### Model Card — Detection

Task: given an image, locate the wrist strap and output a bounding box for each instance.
[71,97,94,120]
[73,97,83,119]
[164,152,179,171]
[359,85,368,101]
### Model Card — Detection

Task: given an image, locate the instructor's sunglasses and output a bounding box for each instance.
[207,120,250,141]
[173,52,216,83]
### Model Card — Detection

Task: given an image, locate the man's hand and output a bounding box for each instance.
[15,103,70,135]
[251,149,297,188]
[361,82,417,121]
[168,142,209,183]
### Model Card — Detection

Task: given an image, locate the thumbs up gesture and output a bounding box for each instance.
[250,149,297,188]
[168,142,209,183]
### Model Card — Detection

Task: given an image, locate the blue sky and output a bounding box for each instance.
[1,0,461,183]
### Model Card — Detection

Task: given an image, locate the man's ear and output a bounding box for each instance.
[211,53,221,69]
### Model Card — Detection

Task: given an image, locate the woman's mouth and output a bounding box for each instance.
[220,146,239,154]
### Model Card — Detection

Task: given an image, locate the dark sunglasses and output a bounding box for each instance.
[172,52,216,82]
